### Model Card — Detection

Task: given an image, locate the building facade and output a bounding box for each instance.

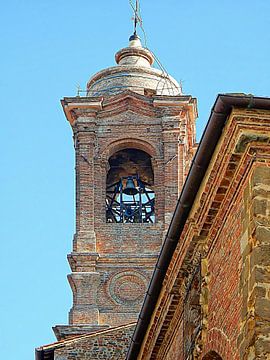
[36,27,270,360]
[127,95,270,360]
[36,33,197,359]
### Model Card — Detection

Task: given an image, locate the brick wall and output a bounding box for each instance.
[138,108,270,360]
[238,165,270,359]
[58,93,197,336]
[251,166,270,358]
[164,320,184,360]
[54,324,135,360]
[202,192,243,359]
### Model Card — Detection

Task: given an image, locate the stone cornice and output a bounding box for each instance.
[61,91,197,126]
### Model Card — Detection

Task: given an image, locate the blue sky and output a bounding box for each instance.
[1,1,269,359]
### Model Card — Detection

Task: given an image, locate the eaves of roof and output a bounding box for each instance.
[36,322,136,360]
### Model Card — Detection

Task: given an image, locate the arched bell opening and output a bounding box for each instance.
[202,351,223,360]
[106,148,155,223]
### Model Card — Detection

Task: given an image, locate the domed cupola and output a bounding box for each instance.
[87,34,181,97]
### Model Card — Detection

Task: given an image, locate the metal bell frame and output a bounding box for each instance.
[106,174,155,223]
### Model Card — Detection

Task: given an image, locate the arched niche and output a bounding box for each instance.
[106,148,155,223]
[203,351,223,360]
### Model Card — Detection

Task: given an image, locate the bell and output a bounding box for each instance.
[123,177,138,195]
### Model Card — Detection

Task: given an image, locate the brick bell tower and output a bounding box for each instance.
[53,33,197,340]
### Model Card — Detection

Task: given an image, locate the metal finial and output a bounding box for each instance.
[130,0,142,37]
[134,0,139,35]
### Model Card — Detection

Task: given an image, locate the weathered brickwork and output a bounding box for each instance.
[202,191,243,359]
[54,37,197,340]
[238,165,270,359]
[58,93,197,337]
[138,108,270,360]
[53,324,136,360]
[252,167,270,359]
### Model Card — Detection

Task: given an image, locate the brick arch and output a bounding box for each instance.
[101,137,164,223]
[201,328,235,360]
[202,351,223,360]
[100,137,160,161]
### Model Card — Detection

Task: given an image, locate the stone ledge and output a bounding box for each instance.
[53,324,110,341]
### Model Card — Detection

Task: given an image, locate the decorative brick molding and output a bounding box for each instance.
[99,136,160,160]
[107,271,148,306]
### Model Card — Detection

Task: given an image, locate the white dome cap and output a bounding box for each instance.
[87,35,181,97]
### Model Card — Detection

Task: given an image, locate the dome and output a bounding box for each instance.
[87,35,181,97]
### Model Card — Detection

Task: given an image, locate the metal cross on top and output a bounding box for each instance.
[130,0,142,36]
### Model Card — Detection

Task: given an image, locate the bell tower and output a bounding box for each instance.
[53,34,197,340]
